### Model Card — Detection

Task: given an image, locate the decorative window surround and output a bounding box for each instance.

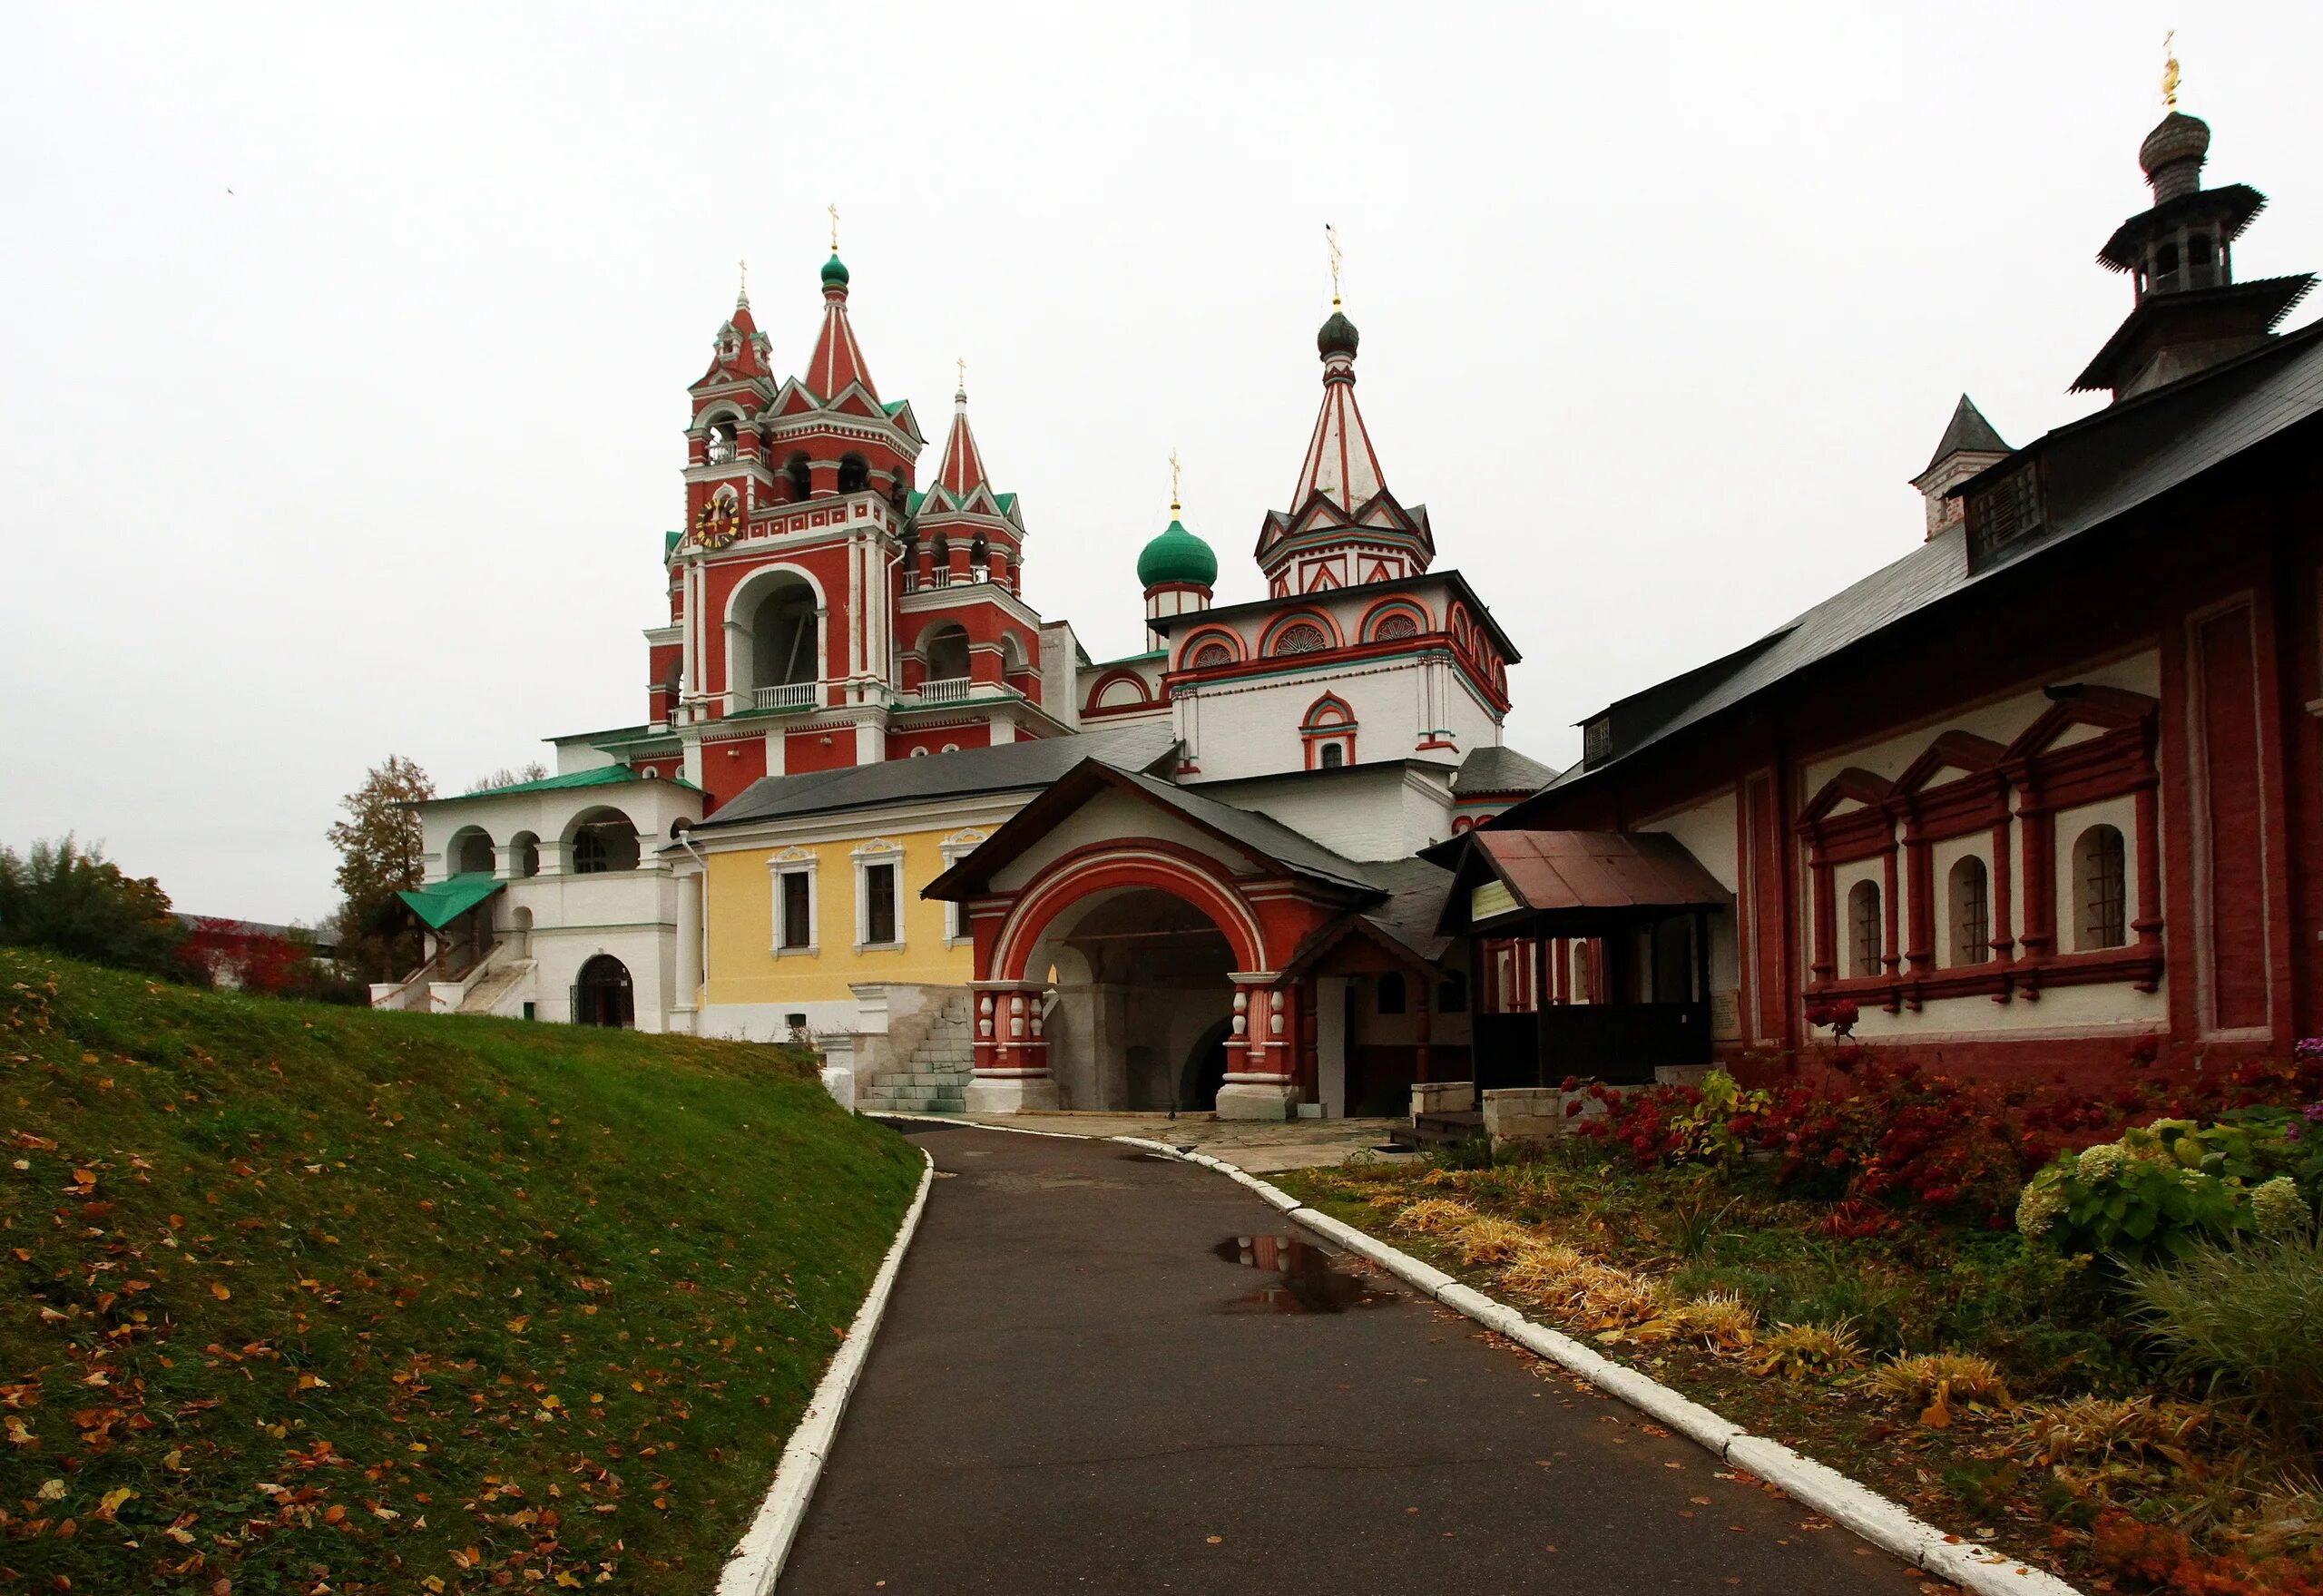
[852,837,906,953]
[938,828,988,948]
[768,847,819,957]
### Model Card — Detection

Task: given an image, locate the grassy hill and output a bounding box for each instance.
[0,949,921,1593]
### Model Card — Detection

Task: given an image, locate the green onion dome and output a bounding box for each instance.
[1318,308,1359,357]
[1137,517,1217,589]
[821,252,850,286]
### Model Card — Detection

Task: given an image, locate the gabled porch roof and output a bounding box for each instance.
[1435,829,1728,938]
[923,758,1382,903]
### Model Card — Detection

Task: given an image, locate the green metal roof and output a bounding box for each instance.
[664,530,681,558]
[397,873,504,930]
[423,765,701,803]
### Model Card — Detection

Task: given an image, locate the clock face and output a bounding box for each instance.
[694,494,740,550]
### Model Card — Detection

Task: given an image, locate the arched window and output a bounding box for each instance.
[509,831,541,880]
[570,810,641,875]
[970,536,990,583]
[1369,609,1421,641]
[450,828,495,876]
[1377,972,1407,1014]
[1273,622,1328,656]
[2073,825,2128,951]
[1437,969,1468,1014]
[1946,856,1990,967]
[1319,743,1344,768]
[705,418,738,464]
[1847,879,1882,979]
[2154,240,2181,281]
[837,452,870,494]
[920,623,970,684]
[1189,640,1233,669]
[784,452,812,502]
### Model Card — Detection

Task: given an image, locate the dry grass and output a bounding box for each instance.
[1671,1291,1760,1353]
[2016,1395,2206,1468]
[1396,1196,1480,1234]
[1449,1216,1541,1266]
[1865,1350,2013,1411]
[1750,1320,1866,1381]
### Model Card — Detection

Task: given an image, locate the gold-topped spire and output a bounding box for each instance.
[2161,29,2181,110]
[828,201,841,252]
[1325,222,1344,308]
[1169,448,1182,515]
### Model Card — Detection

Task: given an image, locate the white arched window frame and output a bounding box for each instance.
[769,847,819,957]
[852,837,906,953]
[938,829,988,947]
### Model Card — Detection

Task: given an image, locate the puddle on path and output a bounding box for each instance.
[1212,1235,1397,1315]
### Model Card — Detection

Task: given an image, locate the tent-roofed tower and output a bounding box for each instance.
[2073,49,2315,402]
[1910,395,2012,540]
[1253,303,1435,597]
[906,364,1026,595]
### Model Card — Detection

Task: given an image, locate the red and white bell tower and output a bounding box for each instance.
[631,247,1071,811]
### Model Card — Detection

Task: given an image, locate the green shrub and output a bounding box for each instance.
[2015,1114,2321,1263]
[2127,1233,2323,1455]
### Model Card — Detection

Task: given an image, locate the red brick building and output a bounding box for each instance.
[1441,98,2321,1088]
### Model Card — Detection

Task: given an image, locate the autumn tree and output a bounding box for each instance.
[326,755,435,981]
[466,761,550,794]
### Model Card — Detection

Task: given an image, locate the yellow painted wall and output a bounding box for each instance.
[702,827,975,1006]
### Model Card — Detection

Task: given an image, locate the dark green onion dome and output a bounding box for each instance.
[821,252,850,286]
[1318,308,1359,357]
[1137,517,1217,589]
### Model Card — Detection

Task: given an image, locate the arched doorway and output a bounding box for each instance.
[574,954,633,1028]
[1014,886,1240,1111]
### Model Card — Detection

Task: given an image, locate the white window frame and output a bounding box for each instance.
[853,838,906,953]
[938,828,988,948]
[768,848,819,957]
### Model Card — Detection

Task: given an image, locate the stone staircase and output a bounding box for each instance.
[857,994,973,1114]
[457,956,533,1016]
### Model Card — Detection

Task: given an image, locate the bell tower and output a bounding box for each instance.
[2072,43,2316,402]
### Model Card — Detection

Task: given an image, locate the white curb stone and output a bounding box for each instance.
[718,1149,936,1596]
[1128,1137,2089,1596]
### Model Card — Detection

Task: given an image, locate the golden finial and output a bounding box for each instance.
[828,201,841,253]
[2161,30,2181,110]
[737,257,749,304]
[956,356,967,397]
[1325,222,1344,308]
[1169,449,1182,516]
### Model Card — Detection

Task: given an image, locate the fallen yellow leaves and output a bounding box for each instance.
[210,1282,231,1301]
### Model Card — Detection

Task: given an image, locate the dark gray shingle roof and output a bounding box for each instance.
[1111,769,1379,894]
[1918,394,2011,475]
[1451,744,1560,797]
[1544,323,2323,802]
[697,722,1178,828]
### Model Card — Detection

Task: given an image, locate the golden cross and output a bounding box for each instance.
[1325,222,1343,308]
[738,257,748,299]
[1170,448,1181,514]
[828,202,840,252]
[956,356,966,395]
[2161,30,2180,109]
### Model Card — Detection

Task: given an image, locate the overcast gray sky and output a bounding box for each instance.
[4,5,2317,923]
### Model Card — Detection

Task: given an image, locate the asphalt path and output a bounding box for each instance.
[774,1125,1928,1594]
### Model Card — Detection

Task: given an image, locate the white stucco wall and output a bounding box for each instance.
[1204,763,1457,861]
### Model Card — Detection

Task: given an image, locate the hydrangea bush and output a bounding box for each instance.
[2017,1107,2321,1260]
